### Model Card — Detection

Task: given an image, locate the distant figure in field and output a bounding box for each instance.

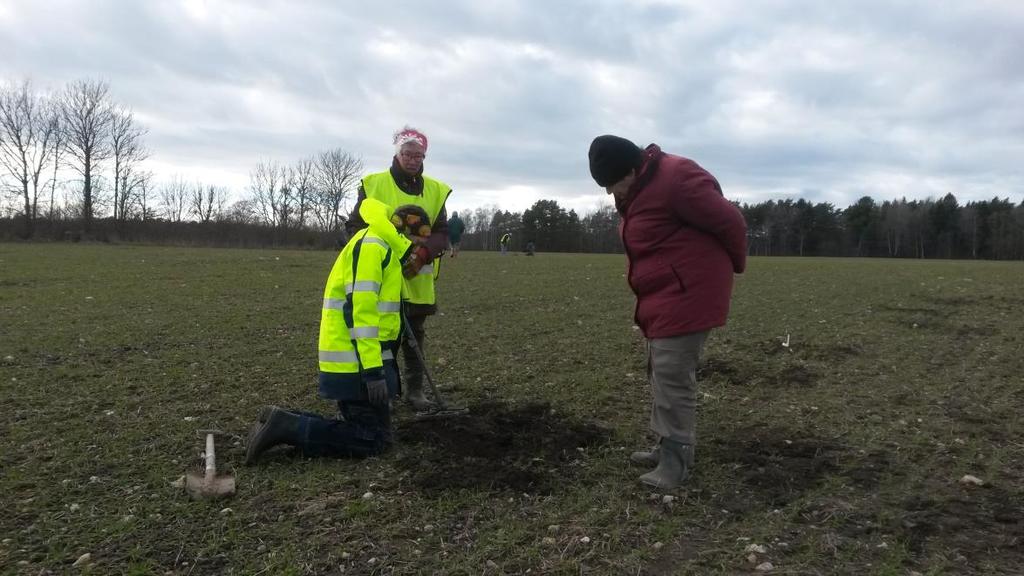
[588,135,747,490]
[448,211,465,257]
[345,126,452,411]
[245,201,427,463]
[499,232,511,255]
[525,240,535,256]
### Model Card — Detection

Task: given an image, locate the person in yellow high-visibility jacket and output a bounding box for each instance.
[245,199,430,463]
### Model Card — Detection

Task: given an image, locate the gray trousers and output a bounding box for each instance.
[647,330,709,446]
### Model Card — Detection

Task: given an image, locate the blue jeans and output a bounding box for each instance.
[289,401,392,458]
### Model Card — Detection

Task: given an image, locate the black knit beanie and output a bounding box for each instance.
[588,135,643,187]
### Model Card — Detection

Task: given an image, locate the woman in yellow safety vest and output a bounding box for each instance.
[344,126,452,411]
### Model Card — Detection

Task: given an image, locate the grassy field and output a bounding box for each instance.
[1,243,1022,575]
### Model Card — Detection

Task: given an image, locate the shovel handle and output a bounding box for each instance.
[204,433,216,478]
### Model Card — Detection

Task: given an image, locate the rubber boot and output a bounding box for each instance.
[638,439,693,490]
[245,406,304,465]
[630,442,660,467]
[404,378,434,411]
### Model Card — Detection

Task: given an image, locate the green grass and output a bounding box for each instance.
[1,244,1022,574]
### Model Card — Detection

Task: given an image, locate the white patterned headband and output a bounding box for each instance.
[393,127,428,155]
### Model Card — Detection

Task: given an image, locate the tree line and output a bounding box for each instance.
[455,195,1024,261]
[0,78,363,247]
[3,77,1022,259]
[742,195,1024,260]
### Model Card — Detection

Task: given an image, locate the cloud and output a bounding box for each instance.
[2,0,1022,214]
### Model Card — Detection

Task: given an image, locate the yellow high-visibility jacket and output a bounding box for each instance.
[317,199,412,401]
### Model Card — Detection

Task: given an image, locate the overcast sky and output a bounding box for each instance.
[3,0,1023,216]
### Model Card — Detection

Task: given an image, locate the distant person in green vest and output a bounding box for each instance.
[499,232,511,255]
[346,126,452,411]
[245,200,426,463]
[448,211,465,257]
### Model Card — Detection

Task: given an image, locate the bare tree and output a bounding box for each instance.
[160,176,190,222]
[249,160,289,227]
[0,80,60,238]
[472,205,498,233]
[312,148,362,232]
[288,157,315,229]
[190,184,227,223]
[48,110,66,222]
[136,175,157,221]
[121,164,151,221]
[458,210,475,235]
[60,79,114,233]
[110,106,148,223]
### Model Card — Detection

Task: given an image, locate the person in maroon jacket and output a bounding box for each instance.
[589,135,748,489]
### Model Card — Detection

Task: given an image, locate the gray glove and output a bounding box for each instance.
[365,379,388,406]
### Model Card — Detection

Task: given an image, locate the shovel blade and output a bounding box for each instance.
[412,406,469,421]
[185,471,236,499]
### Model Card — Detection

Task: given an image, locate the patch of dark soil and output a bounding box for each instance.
[917,294,974,308]
[698,355,748,384]
[395,401,610,495]
[878,304,942,315]
[892,486,1023,558]
[975,294,1024,313]
[774,362,816,386]
[756,338,789,356]
[708,428,844,507]
[843,451,891,489]
[753,336,871,365]
[646,538,702,575]
[702,351,819,387]
[944,402,1010,442]
[954,323,997,338]
[804,342,868,362]
[878,303,959,330]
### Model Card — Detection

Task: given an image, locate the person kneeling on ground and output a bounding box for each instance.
[245,199,433,463]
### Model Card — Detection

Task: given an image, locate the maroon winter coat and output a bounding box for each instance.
[618,145,747,338]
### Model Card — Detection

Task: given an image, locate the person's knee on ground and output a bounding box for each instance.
[329,401,393,456]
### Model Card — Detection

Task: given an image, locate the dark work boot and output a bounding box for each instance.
[638,439,693,490]
[630,441,661,467]
[245,406,304,465]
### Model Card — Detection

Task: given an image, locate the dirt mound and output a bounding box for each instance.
[706,426,887,507]
[894,487,1024,556]
[394,401,610,495]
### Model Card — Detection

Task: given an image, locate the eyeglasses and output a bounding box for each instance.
[400,152,425,161]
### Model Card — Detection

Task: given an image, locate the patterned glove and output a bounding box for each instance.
[402,246,430,279]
